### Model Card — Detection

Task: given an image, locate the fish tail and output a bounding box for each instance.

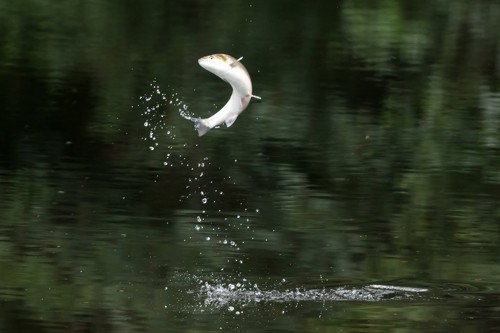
[194,118,212,136]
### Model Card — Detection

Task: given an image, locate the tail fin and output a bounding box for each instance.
[194,118,212,136]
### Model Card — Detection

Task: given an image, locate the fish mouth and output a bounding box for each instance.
[198,57,210,70]
[198,55,213,65]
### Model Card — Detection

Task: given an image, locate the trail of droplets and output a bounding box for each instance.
[191,209,261,265]
[135,79,195,167]
[180,149,263,267]
[136,80,192,153]
[135,80,264,271]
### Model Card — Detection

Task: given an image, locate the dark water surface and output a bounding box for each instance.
[1,0,500,332]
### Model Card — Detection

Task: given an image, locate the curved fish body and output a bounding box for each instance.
[194,54,260,136]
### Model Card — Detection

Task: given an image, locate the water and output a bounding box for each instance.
[1,0,500,332]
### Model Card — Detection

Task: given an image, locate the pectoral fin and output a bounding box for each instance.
[225,115,239,127]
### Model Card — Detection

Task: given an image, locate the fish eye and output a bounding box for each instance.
[209,56,214,59]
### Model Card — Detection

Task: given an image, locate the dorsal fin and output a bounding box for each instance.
[230,56,244,68]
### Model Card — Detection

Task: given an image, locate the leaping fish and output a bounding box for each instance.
[193,54,261,136]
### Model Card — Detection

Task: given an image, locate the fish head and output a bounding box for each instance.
[198,54,235,78]
[198,54,251,93]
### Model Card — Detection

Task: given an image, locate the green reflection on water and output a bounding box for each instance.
[1,0,500,332]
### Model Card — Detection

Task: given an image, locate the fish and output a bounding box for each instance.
[193,54,261,136]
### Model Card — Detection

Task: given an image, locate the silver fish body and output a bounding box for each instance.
[194,54,259,136]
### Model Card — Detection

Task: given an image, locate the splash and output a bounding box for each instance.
[164,272,430,316]
[135,80,262,258]
[136,79,195,152]
[198,279,429,308]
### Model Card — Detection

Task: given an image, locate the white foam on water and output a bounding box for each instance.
[196,278,430,311]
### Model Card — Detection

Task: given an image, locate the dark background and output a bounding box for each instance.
[1,0,500,332]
